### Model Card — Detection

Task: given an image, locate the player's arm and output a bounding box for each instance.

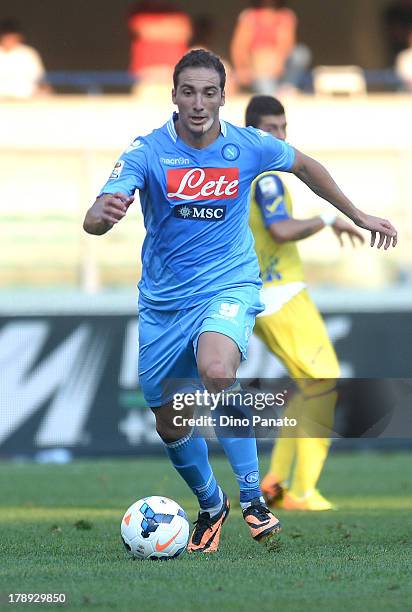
[83,192,134,235]
[83,139,147,236]
[289,149,397,249]
[268,217,325,243]
[255,173,324,242]
[254,173,354,245]
[269,215,364,246]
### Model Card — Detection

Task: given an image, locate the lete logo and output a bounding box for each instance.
[167,167,239,201]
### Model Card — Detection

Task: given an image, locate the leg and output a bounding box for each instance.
[252,77,279,95]
[151,401,223,512]
[287,378,337,510]
[138,306,222,517]
[197,329,281,541]
[283,44,312,88]
[254,307,299,499]
[151,399,229,553]
[197,331,264,504]
[197,330,240,392]
[255,290,339,510]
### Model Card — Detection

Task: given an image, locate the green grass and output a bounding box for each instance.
[0,452,411,611]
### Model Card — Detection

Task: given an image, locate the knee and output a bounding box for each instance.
[198,360,235,392]
[301,378,338,398]
[151,404,192,443]
[289,44,312,69]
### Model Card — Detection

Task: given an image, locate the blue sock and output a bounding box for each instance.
[213,381,262,503]
[164,432,221,510]
[218,437,262,503]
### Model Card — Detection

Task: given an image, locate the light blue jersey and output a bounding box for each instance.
[99,114,295,310]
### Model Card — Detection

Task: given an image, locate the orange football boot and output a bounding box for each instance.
[187,493,230,553]
[260,473,285,507]
[243,498,282,542]
[281,490,336,511]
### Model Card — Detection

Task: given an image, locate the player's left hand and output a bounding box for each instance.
[354,213,398,249]
[332,218,365,247]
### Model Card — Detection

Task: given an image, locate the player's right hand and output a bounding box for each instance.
[98,192,134,226]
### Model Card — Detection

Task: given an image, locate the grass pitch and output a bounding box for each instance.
[0,452,411,611]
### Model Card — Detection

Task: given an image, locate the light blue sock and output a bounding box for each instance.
[213,381,262,504]
[164,432,222,511]
[219,437,262,503]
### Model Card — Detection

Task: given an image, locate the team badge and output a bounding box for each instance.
[221,143,240,161]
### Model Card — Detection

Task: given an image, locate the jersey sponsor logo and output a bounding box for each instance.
[221,143,240,161]
[109,160,124,179]
[167,167,239,201]
[160,156,190,166]
[173,203,226,221]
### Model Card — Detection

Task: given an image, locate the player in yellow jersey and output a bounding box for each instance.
[246,95,365,510]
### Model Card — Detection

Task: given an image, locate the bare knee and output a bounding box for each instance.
[151,402,194,443]
[196,331,240,392]
[198,360,235,393]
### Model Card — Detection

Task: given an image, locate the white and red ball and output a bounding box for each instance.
[121,496,190,560]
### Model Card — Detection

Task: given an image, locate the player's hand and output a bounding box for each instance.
[98,192,134,226]
[354,212,397,249]
[332,218,365,247]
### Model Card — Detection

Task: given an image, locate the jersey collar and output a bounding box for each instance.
[167,112,227,143]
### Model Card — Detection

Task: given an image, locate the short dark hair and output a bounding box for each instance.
[0,18,22,37]
[173,49,226,91]
[245,95,285,127]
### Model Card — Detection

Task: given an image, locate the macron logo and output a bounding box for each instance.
[160,157,190,165]
[167,167,239,201]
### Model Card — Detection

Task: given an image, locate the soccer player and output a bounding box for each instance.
[83,50,397,552]
[246,95,366,510]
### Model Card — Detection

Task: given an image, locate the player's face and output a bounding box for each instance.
[257,114,287,141]
[172,67,225,140]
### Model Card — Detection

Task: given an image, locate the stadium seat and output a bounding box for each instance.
[312,65,367,96]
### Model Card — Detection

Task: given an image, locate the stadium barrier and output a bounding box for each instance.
[44,70,404,95]
[1,308,411,458]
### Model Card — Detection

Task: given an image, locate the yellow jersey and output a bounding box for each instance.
[250,171,304,287]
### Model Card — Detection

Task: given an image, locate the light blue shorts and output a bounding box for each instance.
[138,286,263,407]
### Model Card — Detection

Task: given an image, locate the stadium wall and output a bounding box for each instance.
[1,94,411,289]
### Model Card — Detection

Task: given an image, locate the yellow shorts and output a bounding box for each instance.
[254,289,340,387]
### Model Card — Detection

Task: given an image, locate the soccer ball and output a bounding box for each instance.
[120,496,190,560]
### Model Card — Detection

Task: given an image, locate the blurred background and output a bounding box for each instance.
[1,0,411,459]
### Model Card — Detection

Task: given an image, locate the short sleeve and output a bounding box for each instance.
[254,174,290,227]
[99,137,148,197]
[257,130,295,173]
